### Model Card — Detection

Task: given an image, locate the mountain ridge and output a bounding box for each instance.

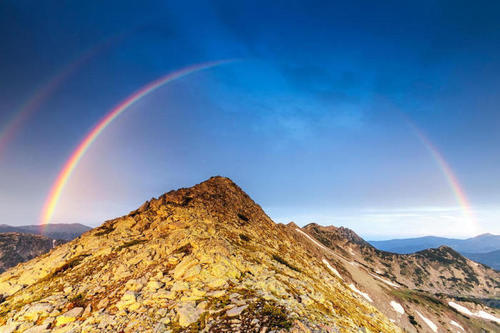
[0,177,400,332]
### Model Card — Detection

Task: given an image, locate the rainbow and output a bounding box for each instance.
[40,60,233,226]
[406,121,478,233]
[0,35,124,159]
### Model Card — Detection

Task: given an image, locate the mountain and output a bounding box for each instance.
[0,177,399,332]
[369,233,500,254]
[300,224,500,332]
[0,177,497,332]
[304,224,497,297]
[462,250,500,271]
[0,233,64,273]
[0,223,91,240]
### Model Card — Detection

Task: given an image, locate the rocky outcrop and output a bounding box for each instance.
[0,177,400,332]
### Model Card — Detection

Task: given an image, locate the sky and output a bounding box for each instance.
[0,0,499,239]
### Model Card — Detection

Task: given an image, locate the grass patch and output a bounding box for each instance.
[262,303,293,329]
[116,239,147,251]
[52,254,90,277]
[272,254,301,272]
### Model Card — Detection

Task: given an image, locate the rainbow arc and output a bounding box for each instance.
[40,60,234,226]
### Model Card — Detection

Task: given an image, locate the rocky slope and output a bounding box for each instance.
[0,233,64,273]
[299,223,500,332]
[303,223,498,297]
[0,177,400,333]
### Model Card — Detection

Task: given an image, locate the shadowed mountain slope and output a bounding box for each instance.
[0,233,64,273]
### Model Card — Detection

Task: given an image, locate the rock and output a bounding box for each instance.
[21,303,54,321]
[125,279,143,292]
[176,302,201,327]
[173,257,198,280]
[0,322,19,333]
[96,298,109,309]
[171,281,189,292]
[226,305,248,317]
[146,280,164,290]
[207,290,226,297]
[121,290,137,302]
[55,307,84,326]
[23,323,51,333]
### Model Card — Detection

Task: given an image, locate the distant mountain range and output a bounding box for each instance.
[0,223,91,240]
[369,233,500,270]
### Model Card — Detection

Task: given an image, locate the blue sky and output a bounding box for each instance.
[1,1,499,238]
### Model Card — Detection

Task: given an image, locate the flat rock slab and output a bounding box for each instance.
[226,305,248,317]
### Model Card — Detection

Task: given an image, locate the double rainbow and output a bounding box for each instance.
[40,60,233,226]
[0,35,123,159]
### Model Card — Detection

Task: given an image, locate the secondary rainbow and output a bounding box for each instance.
[40,60,233,226]
[0,34,125,159]
[407,121,478,233]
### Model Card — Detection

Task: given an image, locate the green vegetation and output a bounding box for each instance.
[408,315,418,326]
[52,254,90,276]
[210,294,231,309]
[115,239,147,251]
[262,303,293,329]
[272,254,301,272]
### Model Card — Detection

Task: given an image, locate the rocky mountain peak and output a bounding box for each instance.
[0,177,402,332]
[126,176,271,232]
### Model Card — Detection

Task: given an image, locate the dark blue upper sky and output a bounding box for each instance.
[1,0,499,238]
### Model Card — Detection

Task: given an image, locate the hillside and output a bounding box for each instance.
[300,223,500,332]
[0,224,91,241]
[0,233,64,273]
[0,177,399,332]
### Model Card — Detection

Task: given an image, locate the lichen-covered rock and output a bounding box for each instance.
[55,307,83,326]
